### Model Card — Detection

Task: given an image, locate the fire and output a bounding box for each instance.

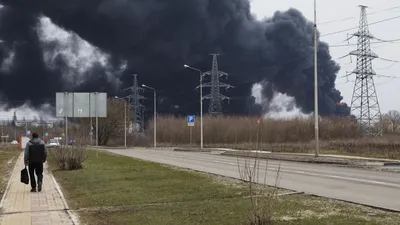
[336,102,345,106]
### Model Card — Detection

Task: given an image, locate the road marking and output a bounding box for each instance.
[273,168,400,188]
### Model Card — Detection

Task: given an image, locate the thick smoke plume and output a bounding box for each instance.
[0,0,350,117]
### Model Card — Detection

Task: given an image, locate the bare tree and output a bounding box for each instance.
[387,110,400,133]
[237,152,281,225]
[80,98,131,145]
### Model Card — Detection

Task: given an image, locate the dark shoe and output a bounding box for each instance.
[30,188,36,192]
[38,182,42,192]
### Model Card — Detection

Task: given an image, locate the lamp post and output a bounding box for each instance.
[115,96,127,148]
[142,84,157,149]
[313,0,320,157]
[184,64,203,149]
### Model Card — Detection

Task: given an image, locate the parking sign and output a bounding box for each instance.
[187,115,195,127]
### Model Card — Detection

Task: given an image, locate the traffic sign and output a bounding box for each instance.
[26,130,31,136]
[90,131,93,136]
[187,115,195,127]
[44,132,49,137]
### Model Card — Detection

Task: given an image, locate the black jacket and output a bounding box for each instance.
[24,138,48,164]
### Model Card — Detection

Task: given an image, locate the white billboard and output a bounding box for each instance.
[56,92,107,118]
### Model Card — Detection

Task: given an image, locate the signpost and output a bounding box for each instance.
[1,134,9,144]
[56,92,107,146]
[187,115,195,126]
[188,116,195,145]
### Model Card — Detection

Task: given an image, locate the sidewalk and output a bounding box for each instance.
[0,152,77,225]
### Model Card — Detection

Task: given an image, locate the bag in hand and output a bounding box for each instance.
[20,167,29,185]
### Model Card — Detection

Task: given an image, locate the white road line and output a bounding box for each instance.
[274,169,400,188]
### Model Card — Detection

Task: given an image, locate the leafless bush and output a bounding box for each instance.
[154,116,360,145]
[50,145,91,170]
[237,152,282,225]
[49,122,92,170]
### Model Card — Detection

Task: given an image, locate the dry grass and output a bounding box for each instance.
[0,145,22,197]
[149,116,361,144]
[144,116,400,159]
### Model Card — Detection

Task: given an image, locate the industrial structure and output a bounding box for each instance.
[202,53,233,115]
[124,74,145,133]
[349,5,382,136]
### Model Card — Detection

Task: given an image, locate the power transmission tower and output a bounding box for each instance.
[349,5,382,136]
[124,74,145,133]
[202,53,233,115]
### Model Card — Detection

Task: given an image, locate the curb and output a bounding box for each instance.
[174,147,400,164]
[0,152,22,209]
[383,162,400,166]
[220,151,351,165]
[50,168,80,225]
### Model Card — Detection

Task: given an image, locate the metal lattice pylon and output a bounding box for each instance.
[124,74,145,133]
[349,5,382,136]
[202,53,233,115]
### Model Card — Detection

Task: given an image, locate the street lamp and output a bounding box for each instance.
[184,64,203,149]
[142,84,157,149]
[115,96,127,148]
[313,0,320,157]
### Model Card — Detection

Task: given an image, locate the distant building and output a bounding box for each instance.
[7,110,55,128]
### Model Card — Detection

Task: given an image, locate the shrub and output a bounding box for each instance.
[50,121,91,170]
[237,152,281,225]
[49,145,90,170]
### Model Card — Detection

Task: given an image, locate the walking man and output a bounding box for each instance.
[24,132,48,192]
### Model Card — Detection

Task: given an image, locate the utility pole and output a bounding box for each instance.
[349,5,382,136]
[64,92,68,146]
[95,92,99,146]
[202,53,233,115]
[313,0,320,157]
[115,96,127,147]
[124,74,145,133]
[142,84,157,149]
[184,65,204,149]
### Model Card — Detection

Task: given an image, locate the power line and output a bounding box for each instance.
[321,15,400,37]
[318,5,400,25]
[329,38,400,47]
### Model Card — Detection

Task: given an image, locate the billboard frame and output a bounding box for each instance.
[55,92,108,146]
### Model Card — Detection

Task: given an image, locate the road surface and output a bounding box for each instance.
[102,148,400,211]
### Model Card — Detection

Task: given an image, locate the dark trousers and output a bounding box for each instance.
[28,162,43,189]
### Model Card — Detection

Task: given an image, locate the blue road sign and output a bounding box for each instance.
[26,130,31,136]
[45,132,49,137]
[90,131,93,136]
[187,115,195,127]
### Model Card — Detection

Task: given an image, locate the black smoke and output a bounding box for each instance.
[0,0,350,117]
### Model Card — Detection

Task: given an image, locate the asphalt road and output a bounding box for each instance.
[103,148,400,211]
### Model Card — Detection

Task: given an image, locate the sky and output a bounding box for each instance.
[251,0,400,116]
[1,0,399,120]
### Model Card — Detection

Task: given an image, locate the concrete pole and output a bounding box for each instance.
[154,90,157,149]
[124,100,127,148]
[314,0,320,157]
[200,71,203,149]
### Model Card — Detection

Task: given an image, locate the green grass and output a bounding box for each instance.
[50,150,248,209]
[0,145,22,197]
[50,150,400,225]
